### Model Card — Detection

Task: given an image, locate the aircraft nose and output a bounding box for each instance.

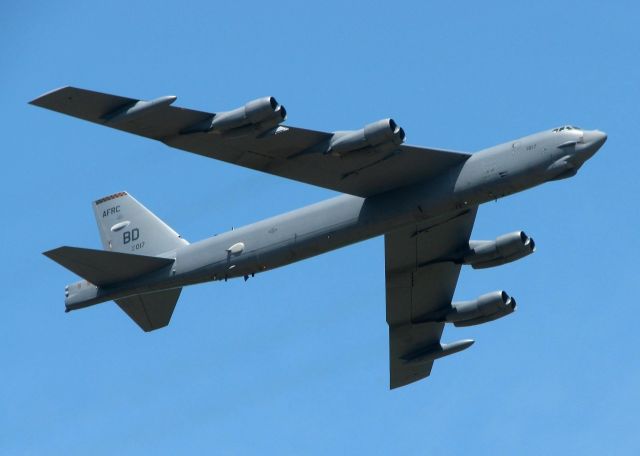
[577,130,607,159]
[583,130,607,149]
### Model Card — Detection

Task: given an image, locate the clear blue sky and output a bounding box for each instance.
[2,1,639,454]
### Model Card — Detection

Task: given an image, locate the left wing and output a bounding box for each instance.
[385,208,477,389]
[30,87,470,197]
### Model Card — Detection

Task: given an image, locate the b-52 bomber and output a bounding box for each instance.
[31,87,606,388]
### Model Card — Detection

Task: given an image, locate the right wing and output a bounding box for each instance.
[385,208,478,389]
[30,87,470,197]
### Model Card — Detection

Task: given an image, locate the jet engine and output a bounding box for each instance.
[328,118,405,156]
[208,96,286,133]
[462,231,535,269]
[446,291,516,327]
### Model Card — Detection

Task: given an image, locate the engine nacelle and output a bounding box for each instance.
[463,231,535,269]
[328,118,405,156]
[209,96,286,133]
[446,291,516,327]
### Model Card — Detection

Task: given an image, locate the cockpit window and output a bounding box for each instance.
[552,125,582,132]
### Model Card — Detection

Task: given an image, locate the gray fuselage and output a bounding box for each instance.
[66,127,606,310]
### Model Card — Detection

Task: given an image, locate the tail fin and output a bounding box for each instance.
[93,192,188,256]
[46,192,187,332]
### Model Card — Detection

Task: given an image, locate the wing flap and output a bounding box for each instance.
[167,133,470,196]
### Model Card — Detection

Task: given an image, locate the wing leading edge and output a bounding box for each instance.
[385,208,478,389]
[30,86,470,197]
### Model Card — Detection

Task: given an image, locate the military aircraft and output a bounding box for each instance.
[31,87,606,388]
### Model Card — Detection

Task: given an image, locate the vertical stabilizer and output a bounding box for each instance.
[93,192,188,256]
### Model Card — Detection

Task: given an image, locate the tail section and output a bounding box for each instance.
[45,245,181,331]
[93,191,188,256]
[44,191,189,331]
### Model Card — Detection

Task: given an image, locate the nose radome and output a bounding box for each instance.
[584,130,608,149]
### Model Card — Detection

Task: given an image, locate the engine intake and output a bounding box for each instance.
[329,118,405,156]
[207,96,286,133]
[446,291,516,327]
[463,231,535,269]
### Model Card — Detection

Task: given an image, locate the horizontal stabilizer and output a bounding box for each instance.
[44,246,173,286]
[116,288,181,332]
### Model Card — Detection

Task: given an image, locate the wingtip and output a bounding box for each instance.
[29,86,73,106]
[42,247,58,258]
[43,246,69,259]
